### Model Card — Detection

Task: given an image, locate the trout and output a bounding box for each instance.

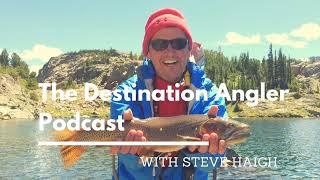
[54,115,250,168]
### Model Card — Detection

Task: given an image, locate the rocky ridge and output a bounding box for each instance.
[37,50,141,90]
[0,74,38,120]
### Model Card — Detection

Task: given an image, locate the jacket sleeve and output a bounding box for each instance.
[110,81,146,173]
[110,76,146,120]
[110,84,132,120]
[202,80,228,118]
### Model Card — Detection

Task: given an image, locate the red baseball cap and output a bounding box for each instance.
[142,8,193,56]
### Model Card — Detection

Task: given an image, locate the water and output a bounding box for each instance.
[0,120,113,179]
[217,118,320,179]
[1,118,320,179]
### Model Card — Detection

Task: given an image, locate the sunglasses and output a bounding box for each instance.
[150,38,188,51]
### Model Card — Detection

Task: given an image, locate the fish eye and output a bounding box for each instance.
[229,123,235,128]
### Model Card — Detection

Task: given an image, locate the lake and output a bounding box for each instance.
[1,118,320,179]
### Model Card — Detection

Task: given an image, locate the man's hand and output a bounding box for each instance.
[187,106,226,154]
[110,109,146,155]
[191,42,204,62]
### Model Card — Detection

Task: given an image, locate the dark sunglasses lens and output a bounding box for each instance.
[151,39,169,51]
[171,38,188,50]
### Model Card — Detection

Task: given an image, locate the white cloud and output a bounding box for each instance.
[224,32,261,45]
[265,33,307,48]
[290,23,320,41]
[29,65,43,74]
[20,44,63,62]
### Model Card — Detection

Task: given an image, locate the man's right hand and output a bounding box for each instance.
[110,109,146,155]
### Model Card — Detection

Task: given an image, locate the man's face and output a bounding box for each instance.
[147,27,190,83]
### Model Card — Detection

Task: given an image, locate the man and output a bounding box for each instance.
[110,8,228,180]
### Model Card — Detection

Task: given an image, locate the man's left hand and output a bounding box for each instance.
[191,42,204,62]
[187,106,226,154]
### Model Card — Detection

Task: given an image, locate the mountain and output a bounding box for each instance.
[37,49,142,89]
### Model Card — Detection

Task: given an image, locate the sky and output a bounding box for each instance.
[1,0,320,73]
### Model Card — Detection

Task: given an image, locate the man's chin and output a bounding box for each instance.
[165,75,183,83]
[157,70,184,83]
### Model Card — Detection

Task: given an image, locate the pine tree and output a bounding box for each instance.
[16,61,30,78]
[267,44,274,89]
[261,57,267,83]
[29,72,37,79]
[0,49,9,66]
[10,53,22,67]
[129,51,133,59]
[202,44,296,94]
[281,53,287,88]
[287,57,292,84]
[274,50,279,88]
[278,49,287,89]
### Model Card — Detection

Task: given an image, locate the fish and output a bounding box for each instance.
[54,115,250,168]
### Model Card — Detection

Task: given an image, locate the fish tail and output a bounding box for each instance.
[53,129,88,169]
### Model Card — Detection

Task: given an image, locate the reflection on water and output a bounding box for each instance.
[0,118,320,179]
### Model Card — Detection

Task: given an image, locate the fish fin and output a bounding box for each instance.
[177,134,201,141]
[53,129,76,141]
[61,145,87,169]
[53,129,88,169]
